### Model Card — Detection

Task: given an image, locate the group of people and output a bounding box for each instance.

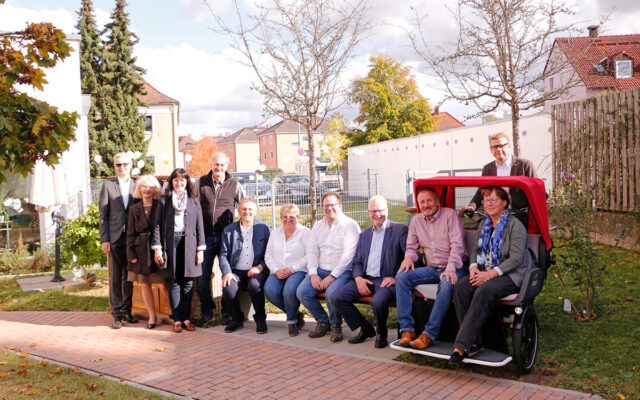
[99,132,537,364]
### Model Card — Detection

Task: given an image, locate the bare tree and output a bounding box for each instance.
[207,0,369,221]
[409,0,582,155]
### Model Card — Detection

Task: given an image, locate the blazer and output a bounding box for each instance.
[153,195,206,279]
[470,157,538,212]
[469,216,533,287]
[99,177,137,244]
[350,221,408,279]
[219,220,271,276]
[126,200,159,275]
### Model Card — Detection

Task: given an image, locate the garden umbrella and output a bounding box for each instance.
[29,159,69,212]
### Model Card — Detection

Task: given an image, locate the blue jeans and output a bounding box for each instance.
[396,266,468,340]
[264,271,306,324]
[296,269,352,325]
[198,234,220,318]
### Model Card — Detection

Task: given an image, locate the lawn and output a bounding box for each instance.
[0,348,165,399]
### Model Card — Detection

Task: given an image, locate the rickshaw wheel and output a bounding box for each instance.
[513,308,538,374]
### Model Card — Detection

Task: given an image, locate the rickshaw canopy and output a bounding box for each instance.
[413,176,552,251]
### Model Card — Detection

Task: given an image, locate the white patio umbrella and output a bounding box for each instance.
[29,159,69,212]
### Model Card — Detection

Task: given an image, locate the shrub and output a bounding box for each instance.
[0,235,54,275]
[59,202,107,267]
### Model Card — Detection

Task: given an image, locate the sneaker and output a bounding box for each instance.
[308,322,330,338]
[288,324,299,336]
[397,330,416,348]
[220,314,232,326]
[296,312,305,329]
[374,333,388,348]
[111,316,123,329]
[196,315,215,327]
[449,350,467,365]
[224,320,244,333]
[468,344,484,357]
[330,324,343,342]
[256,320,268,334]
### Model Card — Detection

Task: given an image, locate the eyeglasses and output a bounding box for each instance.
[482,198,501,205]
[368,209,387,215]
[115,163,130,168]
[490,143,509,150]
[323,203,340,209]
[281,215,298,220]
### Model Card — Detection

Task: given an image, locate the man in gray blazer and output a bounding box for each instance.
[99,152,138,329]
[460,132,538,222]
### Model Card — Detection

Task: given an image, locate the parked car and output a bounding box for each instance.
[317,168,343,194]
[229,172,272,202]
[273,174,328,205]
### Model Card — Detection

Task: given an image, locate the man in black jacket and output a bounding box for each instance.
[459,132,537,219]
[195,152,244,326]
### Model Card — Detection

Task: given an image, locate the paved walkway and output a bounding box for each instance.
[0,312,600,400]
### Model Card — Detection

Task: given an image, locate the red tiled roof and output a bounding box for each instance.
[553,34,640,91]
[258,116,329,135]
[137,81,179,105]
[433,111,464,131]
[178,136,197,152]
[218,126,268,144]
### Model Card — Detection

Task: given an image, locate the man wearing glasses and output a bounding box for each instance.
[297,192,360,342]
[99,152,138,329]
[331,195,408,348]
[459,132,537,217]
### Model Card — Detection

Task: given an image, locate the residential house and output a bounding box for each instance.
[258,117,329,173]
[218,126,267,172]
[544,27,640,110]
[137,81,180,175]
[432,108,465,131]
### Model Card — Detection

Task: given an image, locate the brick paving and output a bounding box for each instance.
[0,312,601,400]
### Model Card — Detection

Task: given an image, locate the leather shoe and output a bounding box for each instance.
[183,320,195,331]
[123,314,138,323]
[111,316,123,329]
[374,333,388,348]
[196,315,215,327]
[288,324,299,336]
[256,320,267,334]
[220,314,232,326]
[410,332,433,350]
[147,316,157,329]
[330,324,343,342]
[224,320,244,332]
[173,322,182,333]
[348,323,376,344]
[308,322,330,338]
[398,330,416,348]
[296,312,305,329]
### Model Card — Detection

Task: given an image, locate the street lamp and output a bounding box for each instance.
[93,154,102,177]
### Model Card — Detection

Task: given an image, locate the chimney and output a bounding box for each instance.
[434,106,440,116]
[225,131,231,137]
[588,25,599,38]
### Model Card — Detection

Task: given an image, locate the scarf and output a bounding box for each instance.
[476,211,509,270]
[172,191,188,215]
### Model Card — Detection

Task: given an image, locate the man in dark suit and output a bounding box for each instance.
[99,152,138,329]
[331,195,408,348]
[459,132,538,218]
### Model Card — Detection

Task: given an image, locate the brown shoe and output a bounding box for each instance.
[398,331,416,348]
[183,321,195,331]
[410,333,433,350]
[173,322,182,333]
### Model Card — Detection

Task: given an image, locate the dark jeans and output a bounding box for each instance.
[453,274,518,352]
[222,268,268,323]
[331,276,395,334]
[198,234,221,318]
[169,234,194,322]
[108,235,133,317]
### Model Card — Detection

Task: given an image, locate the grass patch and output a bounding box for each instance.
[0,269,109,312]
[0,348,164,399]
[399,239,640,400]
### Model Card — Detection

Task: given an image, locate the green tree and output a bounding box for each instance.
[320,114,350,170]
[350,55,434,146]
[0,20,78,183]
[91,0,149,177]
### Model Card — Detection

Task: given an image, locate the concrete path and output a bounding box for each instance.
[0,312,601,400]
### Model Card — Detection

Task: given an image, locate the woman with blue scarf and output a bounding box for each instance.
[449,186,533,364]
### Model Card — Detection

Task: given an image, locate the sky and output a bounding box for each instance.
[2,0,640,139]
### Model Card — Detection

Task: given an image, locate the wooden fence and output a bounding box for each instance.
[552,89,640,213]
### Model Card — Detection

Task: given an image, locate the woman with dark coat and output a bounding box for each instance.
[127,175,170,329]
[449,186,533,364]
[153,168,206,333]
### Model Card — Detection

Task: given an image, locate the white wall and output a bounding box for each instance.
[347,113,553,202]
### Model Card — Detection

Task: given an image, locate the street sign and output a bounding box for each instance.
[297,147,304,156]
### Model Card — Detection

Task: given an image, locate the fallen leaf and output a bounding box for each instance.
[98,373,104,376]
[626,296,633,302]
[90,358,102,363]
[88,301,93,305]
[0,372,9,378]
[625,279,634,284]
[0,361,7,365]
[8,347,16,350]
[154,347,167,352]
[119,378,126,382]
[28,344,37,348]
[52,368,63,374]
[27,390,37,396]
[18,369,30,377]
[39,361,48,367]
[85,383,98,391]
[73,367,81,374]
[19,352,27,358]
[618,394,626,400]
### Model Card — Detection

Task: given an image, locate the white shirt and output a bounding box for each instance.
[117,176,131,209]
[235,224,254,271]
[366,220,387,278]
[496,154,513,176]
[307,212,360,278]
[265,224,311,273]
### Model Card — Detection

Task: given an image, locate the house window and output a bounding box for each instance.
[262,137,266,145]
[263,152,267,160]
[144,115,153,135]
[549,77,554,91]
[269,136,273,144]
[270,151,274,159]
[616,60,633,79]
[229,157,232,164]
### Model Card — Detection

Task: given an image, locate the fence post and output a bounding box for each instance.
[406,169,415,226]
[375,175,380,195]
[253,172,259,204]
[367,168,371,198]
[270,182,276,229]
